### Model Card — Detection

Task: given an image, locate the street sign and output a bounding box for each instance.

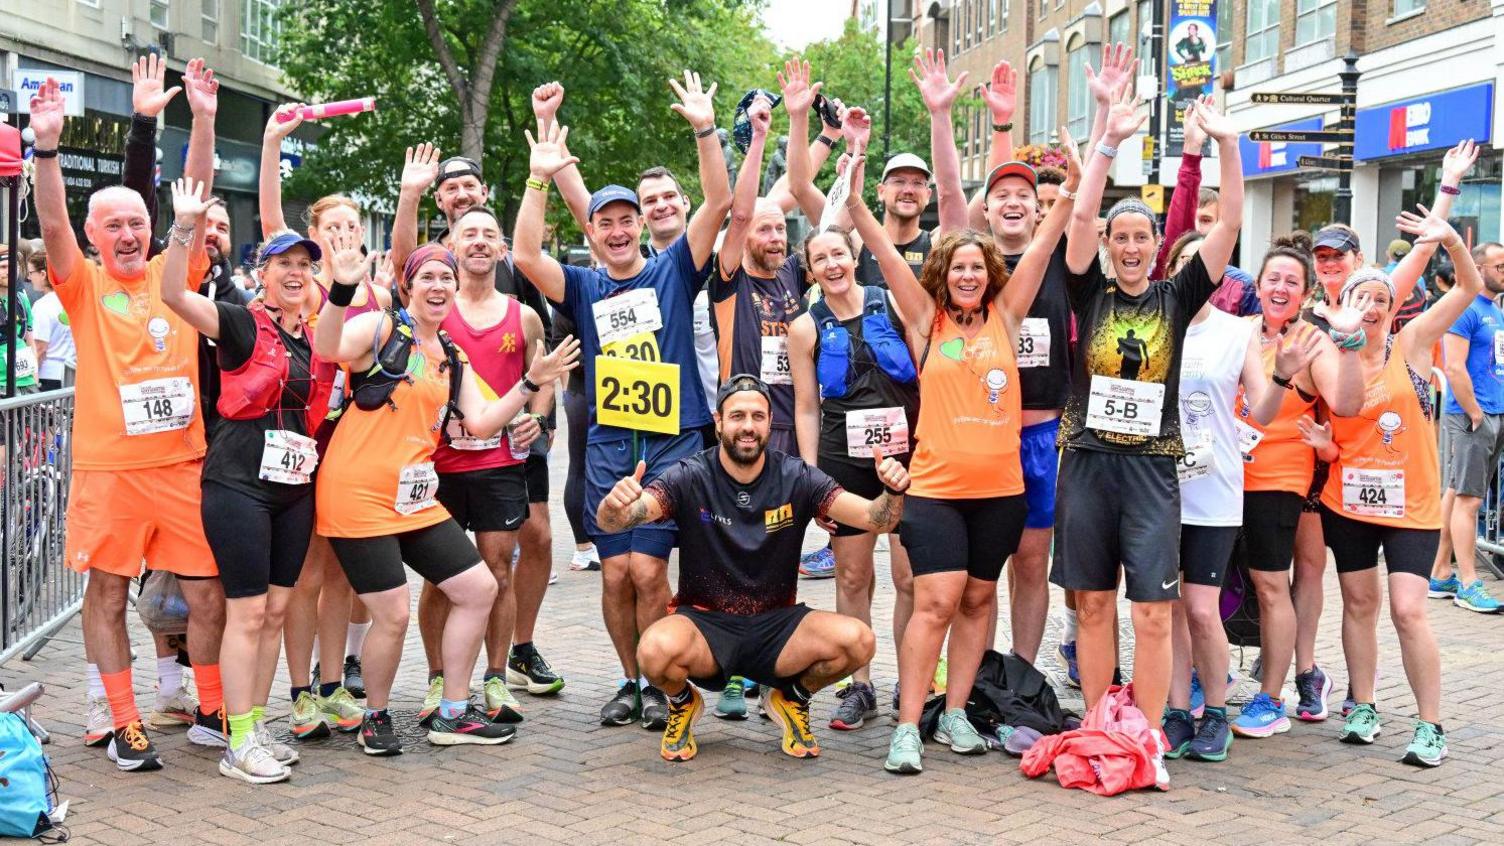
[1248,129,1352,144]
[1251,92,1349,106]
[1298,155,1350,169]
[1141,184,1164,214]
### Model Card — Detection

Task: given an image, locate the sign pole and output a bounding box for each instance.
[1335,53,1361,224]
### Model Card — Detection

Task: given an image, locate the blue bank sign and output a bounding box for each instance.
[1355,82,1494,161]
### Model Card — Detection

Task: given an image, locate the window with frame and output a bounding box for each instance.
[1393,0,1426,16]
[1136,0,1153,58]
[241,0,282,64]
[1216,0,1233,69]
[1066,37,1093,139]
[976,0,985,42]
[989,0,998,35]
[1028,60,1058,144]
[151,0,170,29]
[1245,0,1280,64]
[1109,10,1129,47]
[1296,0,1336,45]
[963,1,972,50]
[202,0,219,45]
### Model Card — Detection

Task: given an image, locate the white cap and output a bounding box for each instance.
[880,153,932,180]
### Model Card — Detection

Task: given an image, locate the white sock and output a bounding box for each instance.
[1063,608,1078,644]
[86,663,105,699]
[157,655,182,693]
[346,622,371,659]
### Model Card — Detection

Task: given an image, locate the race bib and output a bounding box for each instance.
[1493,330,1504,370]
[1016,318,1050,368]
[845,407,910,458]
[592,288,663,348]
[595,355,680,435]
[1177,432,1214,483]
[1086,375,1164,437]
[445,416,503,451]
[13,346,38,381]
[259,430,318,485]
[1234,419,1264,459]
[761,336,792,385]
[395,462,440,515]
[119,377,195,435]
[1341,468,1405,518]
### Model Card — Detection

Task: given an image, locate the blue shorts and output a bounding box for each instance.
[1020,417,1061,530]
[584,430,702,560]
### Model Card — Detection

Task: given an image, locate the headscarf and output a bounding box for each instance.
[402,243,457,286]
[1338,266,1397,307]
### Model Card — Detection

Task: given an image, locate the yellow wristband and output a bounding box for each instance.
[526,177,550,193]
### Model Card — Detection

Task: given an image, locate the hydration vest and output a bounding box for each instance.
[810,286,917,399]
[349,307,466,440]
[216,301,339,435]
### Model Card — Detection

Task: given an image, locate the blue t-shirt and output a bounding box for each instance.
[1444,294,1504,416]
[559,235,713,443]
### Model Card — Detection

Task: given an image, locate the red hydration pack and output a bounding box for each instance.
[217,302,339,434]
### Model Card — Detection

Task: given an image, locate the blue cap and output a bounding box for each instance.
[587,184,641,219]
[257,232,322,265]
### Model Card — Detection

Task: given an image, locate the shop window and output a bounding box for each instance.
[1401,153,1502,249]
[1029,59,1057,144]
[1296,0,1336,46]
[1245,0,1280,65]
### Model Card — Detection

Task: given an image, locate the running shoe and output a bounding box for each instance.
[107,721,163,772]
[660,687,704,762]
[342,655,366,699]
[318,687,365,732]
[829,681,878,731]
[1341,686,1355,718]
[219,737,289,784]
[1057,641,1081,688]
[932,658,948,695]
[570,546,602,571]
[187,706,228,747]
[1149,728,1171,790]
[289,691,331,740]
[1188,671,1206,719]
[641,685,670,730]
[483,677,525,723]
[549,570,559,585]
[601,680,640,726]
[1294,666,1333,722]
[1187,707,1232,762]
[744,680,760,700]
[359,710,403,756]
[1428,572,1463,599]
[147,683,198,728]
[417,675,445,727]
[506,645,565,695]
[84,695,112,747]
[1340,703,1382,745]
[428,704,517,746]
[934,708,986,755]
[1162,708,1195,759]
[714,678,749,720]
[797,546,835,579]
[1401,720,1447,767]
[1455,580,1502,614]
[884,723,923,774]
[1231,693,1289,738]
[255,720,299,766]
[763,688,820,758]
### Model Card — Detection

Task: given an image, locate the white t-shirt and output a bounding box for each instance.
[1177,308,1251,526]
[30,291,75,382]
[693,289,718,415]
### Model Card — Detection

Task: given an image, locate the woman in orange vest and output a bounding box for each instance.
[1303,206,1482,768]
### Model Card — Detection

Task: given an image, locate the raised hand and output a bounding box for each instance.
[1087,42,1138,106]
[183,57,219,119]
[977,60,1017,123]
[1181,94,1210,153]
[372,251,396,291]
[326,230,368,286]
[1273,326,1322,380]
[532,81,564,126]
[909,48,968,114]
[778,58,823,116]
[526,335,582,385]
[1296,416,1333,451]
[668,69,718,131]
[1058,127,1084,191]
[170,177,214,223]
[1190,99,1236,143]
[401,143,441,195]
[526,122,581,180]
[1442,139,1480,185]
[265,103,306,140]
[1396,203,1461,247]
[1104,84,1147,145]
[1327,290,1375,334]
[26,78,66,148]
[747,94,773,141]
[841,106,872,156]
[132,52,181,117]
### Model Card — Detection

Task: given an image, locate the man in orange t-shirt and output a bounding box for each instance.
[31,68,227,773]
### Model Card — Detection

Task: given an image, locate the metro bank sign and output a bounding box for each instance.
[1355,82,1493,161]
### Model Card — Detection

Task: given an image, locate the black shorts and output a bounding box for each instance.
[1318,505,1438,579]
[437,465,529,534]
[900,494,1027,581]
[1180,525,1238,588]
[525,453,549,504]
[1243,490,1304,571]
[1051,449,1182,602]
[328,519,482,594]
[676,604,813,689]
[817,458,904,538]
[201,481,313,599]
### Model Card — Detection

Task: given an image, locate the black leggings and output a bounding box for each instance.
[201,481,314,599]
[328,519,481,594]
[563,388,591,545]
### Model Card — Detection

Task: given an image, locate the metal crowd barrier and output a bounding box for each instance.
[0,388,80,664]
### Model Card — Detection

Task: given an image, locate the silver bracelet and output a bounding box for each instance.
[168,222,195,247]
[1095,141,1119,159]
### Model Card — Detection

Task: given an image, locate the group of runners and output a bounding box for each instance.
[19,38,1485,787]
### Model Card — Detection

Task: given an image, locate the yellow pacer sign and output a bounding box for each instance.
[594,354,680,435]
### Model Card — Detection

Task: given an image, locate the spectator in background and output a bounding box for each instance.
[1387,238,1428,295]
[29,250,77,391]
[1428,258,1456,309]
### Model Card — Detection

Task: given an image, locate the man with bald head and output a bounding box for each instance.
[30,63,227,773]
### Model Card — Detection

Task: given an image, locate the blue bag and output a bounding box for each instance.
[0,712,53,838]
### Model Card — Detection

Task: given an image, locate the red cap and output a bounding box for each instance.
[985,161,1037,195]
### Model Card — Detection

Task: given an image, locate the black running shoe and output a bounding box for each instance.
[358,710,403,756]
[343,655,367,699]
[641,684,669,731]
[600,681,640,726]
[507,645,565,695]
[428,704,517,746]
[107,721,163,772]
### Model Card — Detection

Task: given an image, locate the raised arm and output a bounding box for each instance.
[513,122,580,304]
[672,71,731,269]
[967,60,1018,231]
[28,80,79,283]
[1000,131,1081,324]
[823,454,910,534]
[1390,139,1481,305]
[125,53,181,230]
[315,231,390,366]
[779,59,831,222]
[456,337,580,438]
[159,178,223,338]
[1244,327,1321,426]
[1067,84,1146,273]
[1183,100,1242,283]
[1398,209,1484,370]
[182,58,219,194]
[259,104,305,238]
[717,94,772,278]
[842,111,932,337]
[532,82,592,233]
[1153,95,1208,279]
[788,314,821,466]
[910,49,969,235]
[390,143,440,273]
[1086,44,1137,158]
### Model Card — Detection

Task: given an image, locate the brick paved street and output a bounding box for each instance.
[5,447,1504,846]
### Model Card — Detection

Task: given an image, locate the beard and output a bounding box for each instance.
[718,428,767,466]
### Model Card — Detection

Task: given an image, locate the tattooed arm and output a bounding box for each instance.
[823,455,909,533]
[595,460,670,533]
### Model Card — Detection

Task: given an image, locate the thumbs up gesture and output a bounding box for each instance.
[604,460,648,514]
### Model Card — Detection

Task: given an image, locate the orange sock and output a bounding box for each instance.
[193,663,223,715]
[101,668,140,729]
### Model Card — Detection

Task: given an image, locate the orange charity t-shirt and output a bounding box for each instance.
[1237,319,1318,495]
[49,246,209,471]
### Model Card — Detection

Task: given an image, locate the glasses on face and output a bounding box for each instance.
[1491,263,1504,274]
[884,178,928,190]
